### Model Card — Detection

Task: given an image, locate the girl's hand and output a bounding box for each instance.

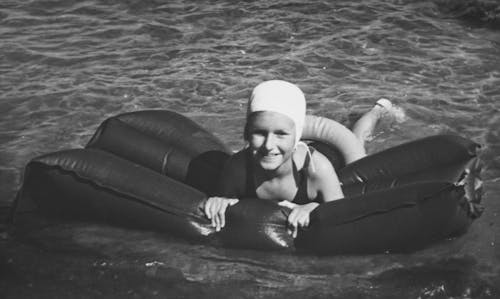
[204,197,239,232]
[279,201,319,238]
[277,200,298,210]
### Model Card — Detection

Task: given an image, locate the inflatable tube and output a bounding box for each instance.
[15,149,292,250]
[338,135,481,197]
[11,110,483,254]
[86,110,231,195]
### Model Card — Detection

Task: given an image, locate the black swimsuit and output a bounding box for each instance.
[245,147,315,205]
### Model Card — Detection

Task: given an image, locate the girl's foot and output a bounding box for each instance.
[352,98,406,147]
[373,98,406,123]
[373,98,393,117]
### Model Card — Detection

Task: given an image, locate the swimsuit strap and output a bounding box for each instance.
[291,144,315,205]
[296,141,316,172]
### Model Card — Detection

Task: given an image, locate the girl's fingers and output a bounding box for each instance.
[204,198,239,231]
[215,213,222,231]
[219,199,238,228]
[287,209,298,237]
[209,199,220,227]
[297,214,310,228]
[287,207,313,238]
[214,199,223,229]
[290,219,298,238]
[204,198,213,219]
[219,203,229,229]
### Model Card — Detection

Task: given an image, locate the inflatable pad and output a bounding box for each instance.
[11,110,483,254]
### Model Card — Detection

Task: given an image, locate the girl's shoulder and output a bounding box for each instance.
[294,145,335,178]
[311,150,335,175]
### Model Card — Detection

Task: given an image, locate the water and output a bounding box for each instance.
[1,0,499,298]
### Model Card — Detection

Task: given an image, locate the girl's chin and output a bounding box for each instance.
[259,163,279,170]
[257,156,283,170]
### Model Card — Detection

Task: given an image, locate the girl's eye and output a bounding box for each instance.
[250,130,266,136]
[275,131,289,137]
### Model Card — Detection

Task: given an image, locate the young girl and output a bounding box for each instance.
[204,80,394,238]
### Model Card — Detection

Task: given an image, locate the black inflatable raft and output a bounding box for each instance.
[11,110,483,254]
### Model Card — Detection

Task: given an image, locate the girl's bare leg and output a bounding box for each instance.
[351,98,393,148]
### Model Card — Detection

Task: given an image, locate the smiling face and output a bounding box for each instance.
[246,111,296,172]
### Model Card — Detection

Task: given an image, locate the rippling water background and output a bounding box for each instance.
[1,0,499,298]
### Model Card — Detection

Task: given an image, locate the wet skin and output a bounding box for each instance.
[205,111,322,237]
[246,111,296,175]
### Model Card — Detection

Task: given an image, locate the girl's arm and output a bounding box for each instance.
[302,115,366,163]
[309,150,344,202]
[280,150,344,238]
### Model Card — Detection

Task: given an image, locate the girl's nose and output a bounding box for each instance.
[264,134,276,150]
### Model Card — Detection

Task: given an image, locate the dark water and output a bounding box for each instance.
[1,0,499,298]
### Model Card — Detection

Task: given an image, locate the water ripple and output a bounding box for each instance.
[1,0,499,297]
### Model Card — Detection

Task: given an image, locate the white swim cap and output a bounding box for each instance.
[247,80,306,146]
